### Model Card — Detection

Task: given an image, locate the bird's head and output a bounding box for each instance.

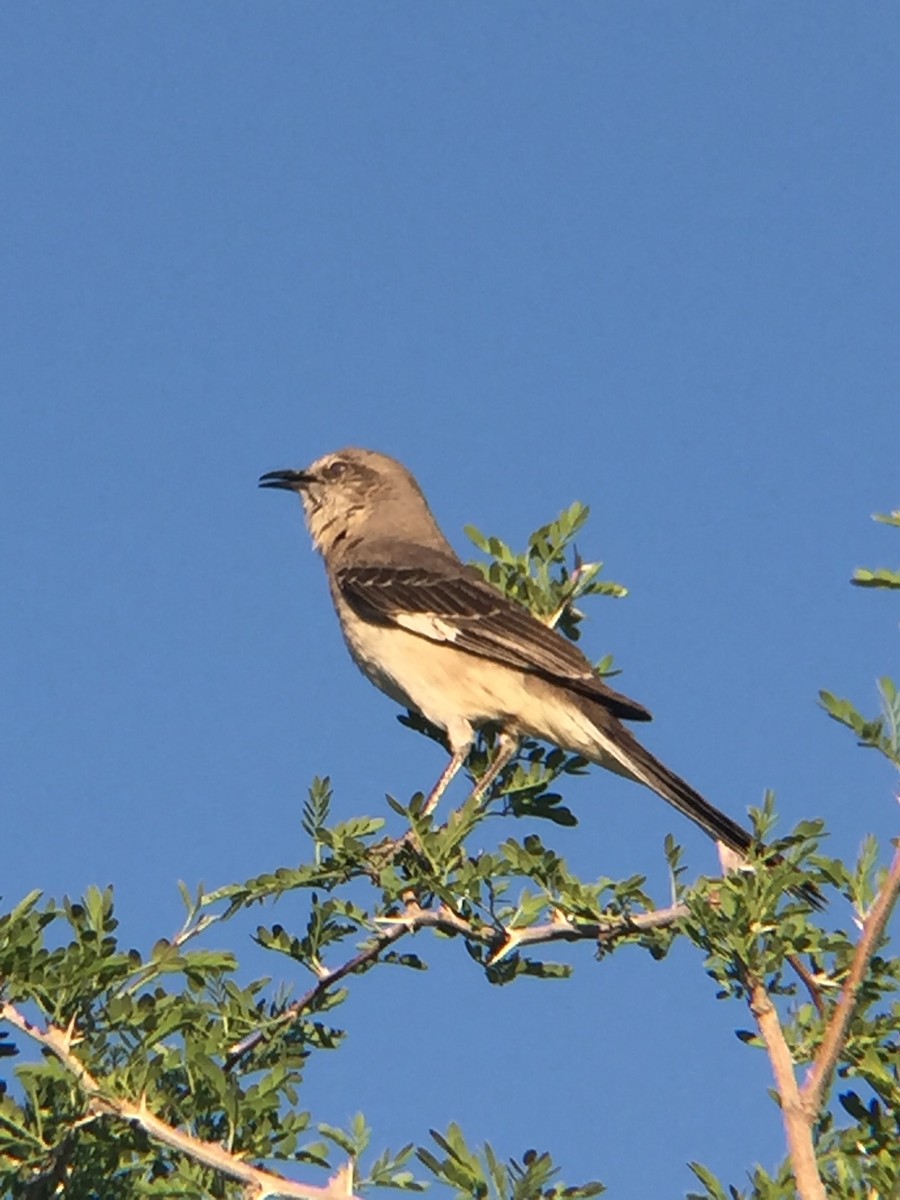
[259,447,446,560]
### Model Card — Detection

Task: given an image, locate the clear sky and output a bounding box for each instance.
[3,5,899,1196]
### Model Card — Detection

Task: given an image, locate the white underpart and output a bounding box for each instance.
[333,589,649,781]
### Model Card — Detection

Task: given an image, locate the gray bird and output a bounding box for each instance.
[259,447,766,862]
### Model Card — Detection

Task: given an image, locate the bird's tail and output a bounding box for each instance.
[582,709,823,907]
[586,720,755,856]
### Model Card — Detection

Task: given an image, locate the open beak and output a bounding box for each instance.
[258,468,316,492]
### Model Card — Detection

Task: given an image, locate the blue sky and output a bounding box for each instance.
[3,5,899,1195]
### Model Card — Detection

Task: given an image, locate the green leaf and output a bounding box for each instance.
[852,566,900,589]
[318,1122,359,1156]
[687,1161,729,1199]
[464,524,492,553]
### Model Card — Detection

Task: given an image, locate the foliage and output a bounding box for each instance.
[820,512,900,770]
[850,510,900,590]
[1,505,897,1199]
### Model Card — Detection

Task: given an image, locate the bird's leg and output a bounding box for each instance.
[421,746,470,817]
[421,732,519,818]
[470,732,520,804]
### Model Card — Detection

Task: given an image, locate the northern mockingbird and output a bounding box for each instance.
[259,447,759,860]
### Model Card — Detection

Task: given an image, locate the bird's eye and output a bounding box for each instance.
[324,460,348,480]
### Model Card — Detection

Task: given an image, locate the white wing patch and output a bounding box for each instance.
[395,612,460,642]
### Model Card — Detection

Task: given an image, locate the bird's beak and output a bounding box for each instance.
[258,468,316,492]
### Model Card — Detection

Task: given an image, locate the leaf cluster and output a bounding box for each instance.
[417,1124,604,1200]
[850,509,900,589]
[465,503,625,652]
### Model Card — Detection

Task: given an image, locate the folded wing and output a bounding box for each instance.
[335,563,652,723]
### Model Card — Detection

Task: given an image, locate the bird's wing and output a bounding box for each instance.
[335,563,652,722]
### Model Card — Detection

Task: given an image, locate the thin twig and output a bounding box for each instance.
[116,911,219,999]
[786,953,826,1019]
[224,921,410,1072]
[0,1002,359,1200]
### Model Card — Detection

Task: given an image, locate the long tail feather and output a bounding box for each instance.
[584,715,823,907]
[595,724,755,855]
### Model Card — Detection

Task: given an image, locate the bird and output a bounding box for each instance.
[258,447,774,867]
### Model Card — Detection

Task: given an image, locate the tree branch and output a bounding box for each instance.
[393,900,686,961]
[744,839,900,1200]
[0,1002,359,1200]
[225,898,685,1073]
[747,979,826,1200]
[802,841,900,1113]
